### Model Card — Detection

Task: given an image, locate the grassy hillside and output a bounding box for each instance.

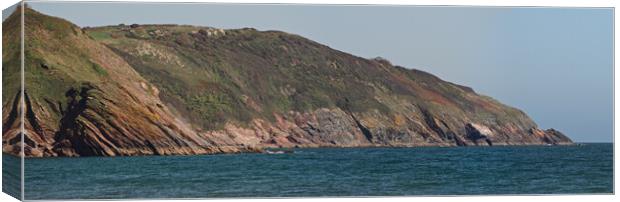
[2,7,572,157]
[88,24,532,131]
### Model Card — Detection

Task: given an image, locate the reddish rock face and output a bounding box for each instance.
[2,8,571,157]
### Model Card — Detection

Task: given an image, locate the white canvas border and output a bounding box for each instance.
[0,0,615,202]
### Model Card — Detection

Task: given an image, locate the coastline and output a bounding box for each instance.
[3,141,581,158]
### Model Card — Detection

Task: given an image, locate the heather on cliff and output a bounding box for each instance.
[2,7,572,157]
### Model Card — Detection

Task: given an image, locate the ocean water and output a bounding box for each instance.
[5,143,613,200]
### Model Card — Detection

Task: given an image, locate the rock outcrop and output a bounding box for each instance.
[2,7,572,157]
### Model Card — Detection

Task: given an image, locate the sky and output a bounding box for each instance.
[4,2,613,142]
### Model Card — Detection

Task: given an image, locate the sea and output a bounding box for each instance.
[2,143,613,200]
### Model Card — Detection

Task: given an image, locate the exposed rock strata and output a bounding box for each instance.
[2,8,572,157]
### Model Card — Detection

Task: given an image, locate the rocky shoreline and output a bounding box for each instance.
[5,142,579,158]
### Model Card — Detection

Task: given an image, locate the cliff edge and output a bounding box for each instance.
[2,8,572,157]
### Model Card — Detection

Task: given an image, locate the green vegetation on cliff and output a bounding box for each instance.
[2,7,572,157]
[86,24,529,131]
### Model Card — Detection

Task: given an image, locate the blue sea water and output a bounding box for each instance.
[4,143,613,200]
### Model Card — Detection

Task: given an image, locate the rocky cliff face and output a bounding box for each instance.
[2,8,572,157]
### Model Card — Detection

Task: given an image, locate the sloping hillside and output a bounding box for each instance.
[3,7,260,157]
[2,7,571,157]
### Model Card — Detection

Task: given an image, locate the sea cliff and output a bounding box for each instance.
[2,7,572,157]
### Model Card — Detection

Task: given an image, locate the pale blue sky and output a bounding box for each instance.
[6,2,613,142]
